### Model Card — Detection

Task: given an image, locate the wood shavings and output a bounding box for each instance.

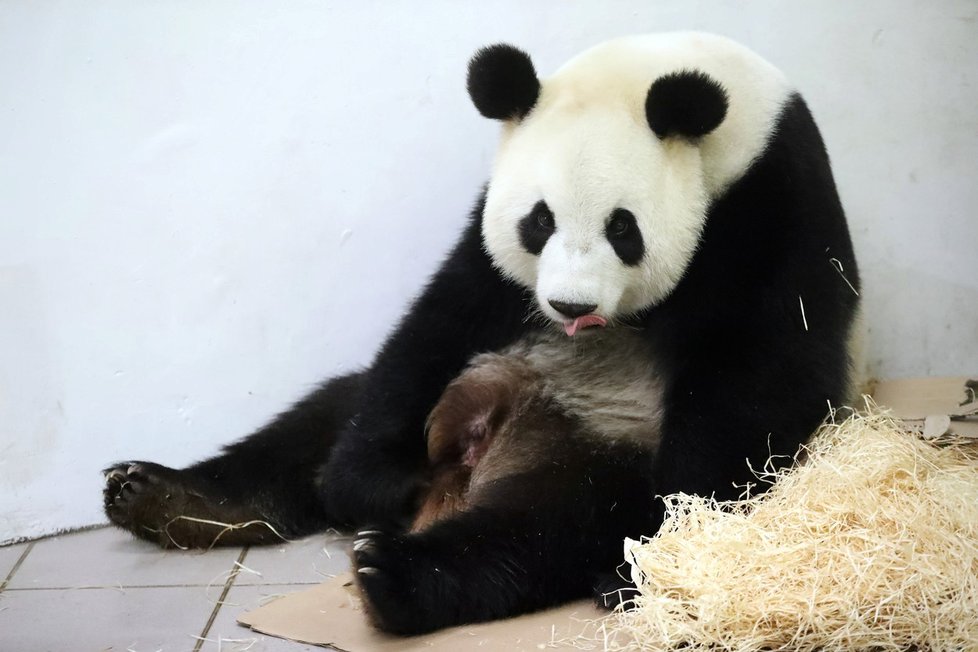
[588,408,978,651]
[232,560,263,579]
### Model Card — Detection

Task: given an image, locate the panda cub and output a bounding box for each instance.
[103,32,860,635]
[415,329,663,532]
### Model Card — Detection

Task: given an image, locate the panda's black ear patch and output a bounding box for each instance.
[467,44,540,121]
[645,70,729,139]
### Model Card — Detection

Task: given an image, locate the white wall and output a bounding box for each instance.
[1,1,976,543]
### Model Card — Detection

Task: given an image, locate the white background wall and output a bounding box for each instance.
[1,1,976,543]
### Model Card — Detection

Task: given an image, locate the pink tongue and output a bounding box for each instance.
[564,314,608,336]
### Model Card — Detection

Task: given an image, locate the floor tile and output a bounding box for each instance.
[0,585,216,652]
[0,540,31,585]
[235,532,352,585]
[8,526,244,589]
[202,584,335,652]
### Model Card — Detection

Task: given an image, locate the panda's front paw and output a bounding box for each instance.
[351,528,435,635]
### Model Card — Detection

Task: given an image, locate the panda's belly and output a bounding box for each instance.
[503,329,665,447]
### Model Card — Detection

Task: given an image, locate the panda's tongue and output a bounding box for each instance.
[564,314,608,337]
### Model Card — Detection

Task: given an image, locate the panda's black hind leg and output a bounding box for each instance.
[101,371,366,549]
[103,460,288,548]
[351,441,657,634]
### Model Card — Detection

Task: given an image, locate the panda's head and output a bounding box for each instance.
[468,33,789,335]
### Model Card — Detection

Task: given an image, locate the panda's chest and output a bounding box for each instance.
[504,329,665,446]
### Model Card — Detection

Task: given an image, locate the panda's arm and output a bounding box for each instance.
[652,340,840,508]
[650,246,856,510]
[321,201,534,527]
[649,92,860,510]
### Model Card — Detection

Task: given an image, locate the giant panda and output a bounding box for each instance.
[102,32,860,635]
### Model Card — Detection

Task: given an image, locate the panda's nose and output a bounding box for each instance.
[548,300,598,318]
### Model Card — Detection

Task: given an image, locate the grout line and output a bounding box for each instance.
[0,542,35,593]
[3,581,322,592]
[2,583,272,591]
[218,581,322,587]
[193,547,249,652]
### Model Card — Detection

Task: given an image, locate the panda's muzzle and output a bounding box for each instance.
[548,300,607,336]
[547,300,597,318]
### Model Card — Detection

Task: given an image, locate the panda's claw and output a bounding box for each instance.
[105,468,126,482]
[352,538,371,552]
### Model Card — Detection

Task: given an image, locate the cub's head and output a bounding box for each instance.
[468,33,789,335]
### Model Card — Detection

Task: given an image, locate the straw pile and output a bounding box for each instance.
[596,409,978,651]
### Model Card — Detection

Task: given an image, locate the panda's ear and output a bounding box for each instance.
[467,44,540,121]
[645,70,729,139]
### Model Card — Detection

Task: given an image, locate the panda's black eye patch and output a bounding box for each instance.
[518,201,555,255]
[606,208,644,266]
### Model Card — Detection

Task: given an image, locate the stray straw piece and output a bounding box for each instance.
[162,516,290,551]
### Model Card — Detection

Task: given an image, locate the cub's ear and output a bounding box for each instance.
[467,44,540,120]
[645,70,729,139]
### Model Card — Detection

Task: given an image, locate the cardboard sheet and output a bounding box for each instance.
[237,573,607,650]
[872,376,978,437]
[237,376,977,649]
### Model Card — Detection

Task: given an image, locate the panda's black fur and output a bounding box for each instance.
[103,34,860,635]
[467,44,540,120]
[646,69,729,138]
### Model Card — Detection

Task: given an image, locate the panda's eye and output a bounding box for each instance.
[608,214,630,237]
[534,203,555,230]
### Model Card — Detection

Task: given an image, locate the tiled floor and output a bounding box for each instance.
[0,526,352,652]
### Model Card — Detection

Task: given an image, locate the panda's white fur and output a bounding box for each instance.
[482,32,791,325]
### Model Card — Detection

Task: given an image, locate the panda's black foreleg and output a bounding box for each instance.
[103,371,366,549]
[350,442,656,634]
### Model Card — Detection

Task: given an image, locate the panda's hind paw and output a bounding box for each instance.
[104,462,167,501]
[102,460,197,548]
